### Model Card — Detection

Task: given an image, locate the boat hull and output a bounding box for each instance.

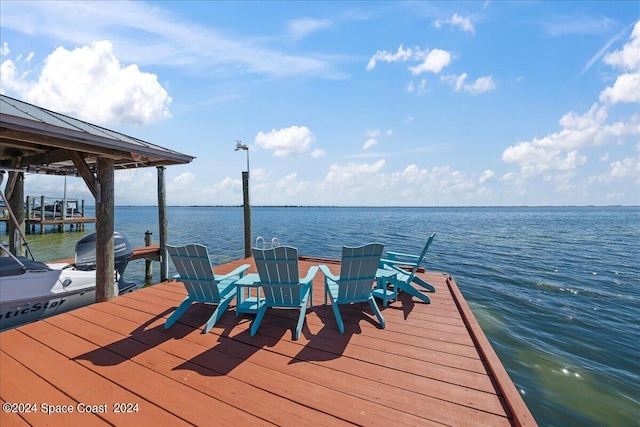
[0,265,97,332]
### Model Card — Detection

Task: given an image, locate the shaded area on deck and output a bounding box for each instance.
[0,257,536,426]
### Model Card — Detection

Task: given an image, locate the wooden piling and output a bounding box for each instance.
[145,230,153,281]
[242,170,251,258]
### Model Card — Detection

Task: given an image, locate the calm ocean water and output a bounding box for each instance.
[13,206,640,426]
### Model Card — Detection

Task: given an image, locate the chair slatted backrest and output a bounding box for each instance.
[400,232,436,282]
[252,246,302,306]
[167,244,220,301]
[337,243,384,303]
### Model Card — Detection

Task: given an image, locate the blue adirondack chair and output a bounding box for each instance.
[379,232,436,304]
[319,243,385,334]
[165,244,250,333]
[250,246,318,340]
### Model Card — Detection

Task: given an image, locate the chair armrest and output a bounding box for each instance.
[301,265,319,284]
[386,251,421,261]
[379,260,411,274]
[318,264,339,282]
[216,264,251,281]
[380,258,410,267]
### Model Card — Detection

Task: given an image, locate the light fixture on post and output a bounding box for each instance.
[234,141,251,258]
[234,140,249,176]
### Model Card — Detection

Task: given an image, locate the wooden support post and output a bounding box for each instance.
[145,230,153,281]
[96,158,115,302]
[8,172,25,256]
[157,166,168,281]
[25,196,31,235]
[242,170,251,258]
[40,196,45,234]
[81,199,85,231]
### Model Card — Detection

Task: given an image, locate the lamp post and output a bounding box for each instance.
[234,141,251,258]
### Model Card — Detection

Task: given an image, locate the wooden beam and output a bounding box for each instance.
[11,148,82,168]
[0,129,132,159]
[95,157,115,302]
[7,172,24,256]
[69,150,100,201]
[157,166,168,281]
[4,169,18,201]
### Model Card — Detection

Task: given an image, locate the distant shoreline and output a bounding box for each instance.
[105,204,639,209]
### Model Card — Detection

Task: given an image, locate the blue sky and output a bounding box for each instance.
[1,1,638,206]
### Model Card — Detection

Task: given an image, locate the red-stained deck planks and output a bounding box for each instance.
[0,257,536,426]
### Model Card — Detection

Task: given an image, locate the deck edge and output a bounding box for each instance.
[446,274,538,427]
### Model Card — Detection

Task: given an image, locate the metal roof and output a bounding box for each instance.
[0,95,194,175]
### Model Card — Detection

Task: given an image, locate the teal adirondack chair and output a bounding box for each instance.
[319,243,385,334]
[379,232,436,304]
[165,244,250,333]
[251,246,318,340]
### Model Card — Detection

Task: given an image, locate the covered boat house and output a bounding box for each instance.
[0,94,194,302]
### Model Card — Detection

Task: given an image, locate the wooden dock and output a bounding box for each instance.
[0,217,97,234]
[0,257,536,426]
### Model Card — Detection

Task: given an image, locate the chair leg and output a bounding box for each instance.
[295,295,310,341]
[250,305,268,337]
[368,296,385,329]
[203,294,235,333]
[376,277,387,307]
[324,281,329,306]
[412,276,436,292]
[165,297,193,329]
[331,302,345,334]
[396,281,431,304]
[306,284,313,310]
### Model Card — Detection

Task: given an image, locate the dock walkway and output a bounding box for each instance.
[0,257,536,426]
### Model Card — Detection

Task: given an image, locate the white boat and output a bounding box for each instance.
[0,231,139,332]
[0,253,97,331]
[0,175,139,332]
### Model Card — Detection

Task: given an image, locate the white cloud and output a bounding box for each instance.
[409,78,428,95]
[578,21,636,78]
[1,40,172,126]
[599,73,640,104]
[443,73,496,94]
[114,170,156,204]
[464,76,496,94]
[433,13,475,34]
[1,1,341,79]
[325,159,386,184]
[367,45,452,76]
[363,138,377,150]
[599,21,640,104]
[559,103,607,129]
[503,102,640,178]
[1,42,9,56]
[254,125,315,157]
[250,168,271,181]
[544,16,616,37]
[200,176,243,205]
[588,156,640,183]
[288,18,332,40]
[310,148,326,158]
[479,170,495,184]
[367,44,413,70]
[169,172,195,188]
[409,49,451,75]
[366,129,381,138]
[276,172,309,194]
[603,20,640,71]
